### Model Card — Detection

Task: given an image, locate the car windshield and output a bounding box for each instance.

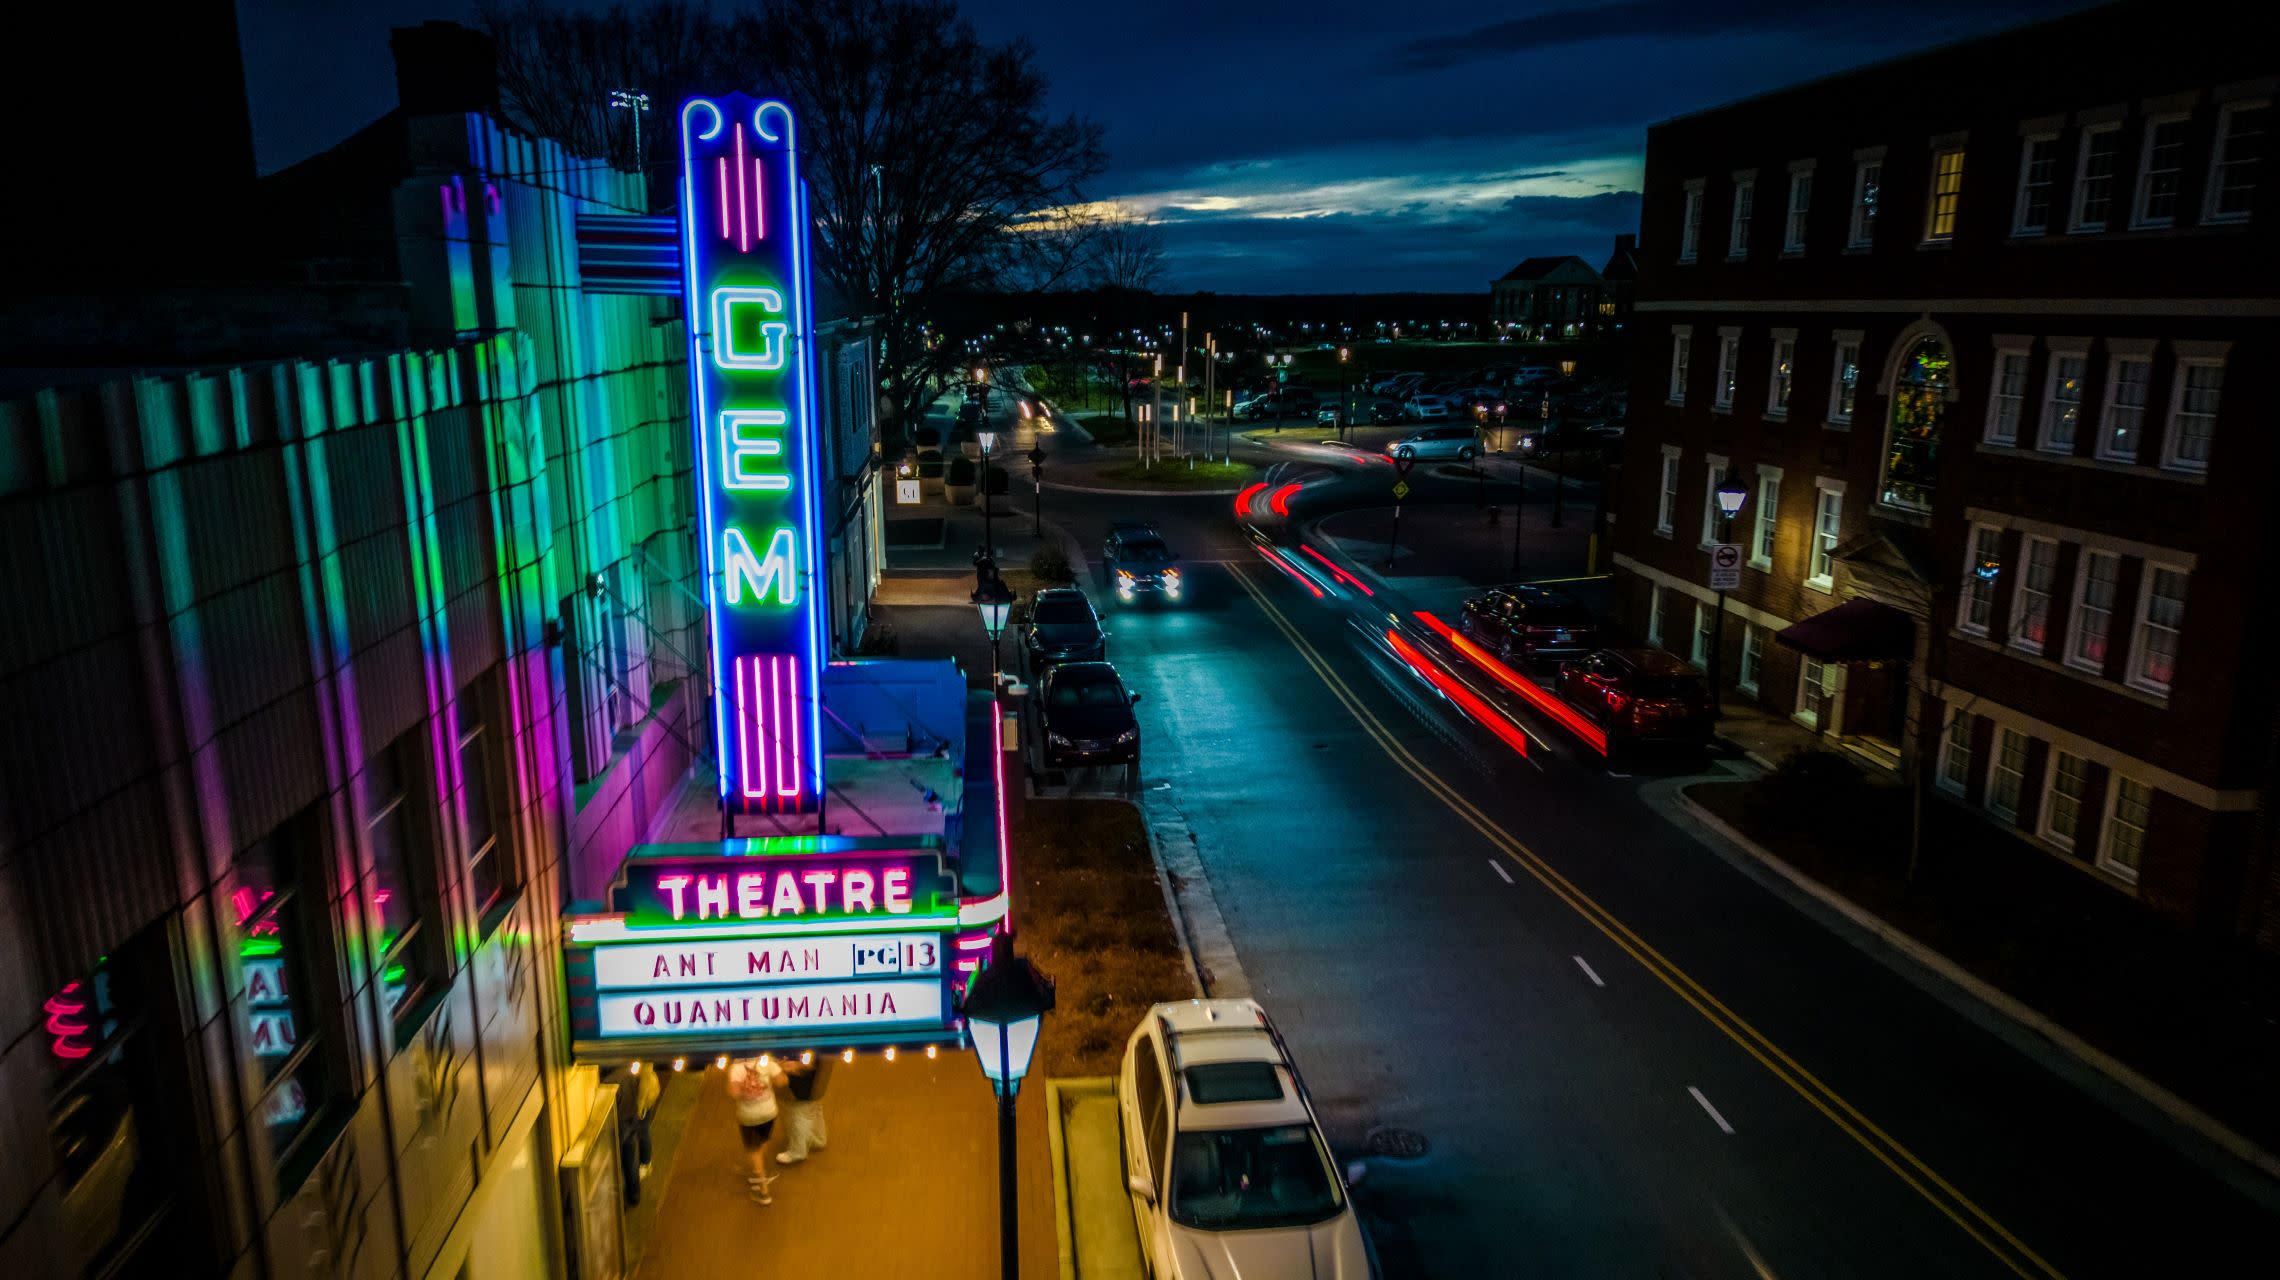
[1168,1124,1344,1231]
[1049,674,1127,709]
[1033,599,1093,625]
[1124,541,1172,562]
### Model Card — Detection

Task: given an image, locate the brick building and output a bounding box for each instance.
[1490,254,1606,339]
[1610,0,2277,932]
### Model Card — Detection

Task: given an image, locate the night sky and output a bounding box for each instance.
[236,0,2099,293]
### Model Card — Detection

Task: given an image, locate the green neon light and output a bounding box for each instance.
[240,937,283,958]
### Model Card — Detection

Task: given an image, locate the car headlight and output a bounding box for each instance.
[1116,569,1134,582]
[1115,729,1138,744]
[1047,732,1073,747]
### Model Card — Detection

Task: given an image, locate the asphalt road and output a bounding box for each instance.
[1028,440,2279,1278]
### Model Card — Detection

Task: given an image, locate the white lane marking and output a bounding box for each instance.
[1688,1086,1736,1135]
[1572,955,1605,987]
[1605,771,1634,779]
[1489,860,1514,885]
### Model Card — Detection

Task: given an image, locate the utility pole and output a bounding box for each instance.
[608,89,651,174]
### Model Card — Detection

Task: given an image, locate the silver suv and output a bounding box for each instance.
[1386,425,1480,461]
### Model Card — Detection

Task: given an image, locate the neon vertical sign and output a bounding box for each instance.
[679,95,825,815]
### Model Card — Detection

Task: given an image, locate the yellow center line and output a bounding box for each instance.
[1224,562,2065,1280]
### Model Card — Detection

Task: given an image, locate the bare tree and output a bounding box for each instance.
[1088,205,1167,293]
[741,0,1104,439]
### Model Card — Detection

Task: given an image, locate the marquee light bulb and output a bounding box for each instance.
[884,1046,898,1062]
[671,1057,686,1072]
[629,1061,642,1074]
[801,1050,814,1065]
[842,1047,856,1063]
[715,1055,729,1070]
[925,1044,938,1060]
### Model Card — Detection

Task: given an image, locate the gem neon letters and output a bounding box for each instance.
[679,96,824,812]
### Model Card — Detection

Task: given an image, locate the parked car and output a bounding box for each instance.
[1238,389,1320,420]
[1387,425,1479,461]
[1315,404,1347,429]
[1118,999,1374,1280]
[1036,661,1141,773]
[1401,395,1455,422]
[1555,649,1714,751]
[1105,521,1184,601]
[1367,399,1404,425]
[1459,585,1597,664]
[1023,587,1106,673]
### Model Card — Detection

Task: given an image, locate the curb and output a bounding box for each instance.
[1040,479,1250,497]
[1670,781,2280,1194]
[1044,1077,1081,1280]
[1139,787,1248,999]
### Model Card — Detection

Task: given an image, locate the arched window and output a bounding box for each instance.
[1881,337,1951,511]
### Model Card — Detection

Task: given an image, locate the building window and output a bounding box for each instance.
[2041,351,2086,453]
[363,746,435,1029]
[2130,566,2187,694]
[1767,337,1796,415]
[44,945,175,1274]
[1713,334,1738,409]
[1797,657,1837,731]
[1692,600,1713,665]
[2101,776,2151,882]
[2009,536,2056,653]
[1828,340,1861,425]
[1700,460,1727,546]
[1750,471,1781,569]
[2131,116,2191,228]
[1849,160,1881,246]
[1879,337,1949,512]
[1986,348,2028,445]
[2014,135,2058,234]
[2042,750,2090,848]
[1680,183,1703,262]
[1808,483,1842,589]
[2070,124,2120,232]
[1784,168,1812,252]
[1656,450,1679,535]
[1986,727,2029,820]
[1738,624,1764,695]
[2205,101,2268,224]
[1937,705,1974,795]
[2099,356,2150,462]
[1729,179,1754,258]
[1668,332,1691,404]
[1925,147,1965,241]
[234,832,332,1178]
[2162,360,2222,472]
[1647,584,1665,645]
[458,694,511,929]
[1958,524,2001,635]
[2069,550,2119,672]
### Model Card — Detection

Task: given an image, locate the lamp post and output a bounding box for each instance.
[978,427,999,564]
[960,935,1056,1280]
[1707,474,1749,716]
[607,89,650,169]
[1028,446,1046,538]
[971,571,1015,678]
[1549,359,1577,528]
[1338,346,1352,441]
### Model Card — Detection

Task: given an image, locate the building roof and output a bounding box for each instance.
[1495,255,1594,283]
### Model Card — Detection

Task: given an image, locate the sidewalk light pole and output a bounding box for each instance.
[1028,445,1046,538]
[1708,474,1749,715]
[1338,346,1352,441]
[960,936,1055,1280]
[972,571,1015,678]
[1549,358,1577,528]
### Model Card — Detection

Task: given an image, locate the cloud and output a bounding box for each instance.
[1390,0,2072,73]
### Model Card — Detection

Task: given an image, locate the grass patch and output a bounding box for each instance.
[1016,797,1195,1077]
[1090,459,1257,488]
[1076,413,1134,446]
[1689,775,2280,1148]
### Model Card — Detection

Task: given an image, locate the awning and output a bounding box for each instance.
[1774,598,1915,663]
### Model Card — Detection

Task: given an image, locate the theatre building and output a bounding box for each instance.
[0,17,916,1280]
[1609,1,2280,934]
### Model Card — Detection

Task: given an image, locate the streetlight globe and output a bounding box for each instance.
[1715,476,1750,518]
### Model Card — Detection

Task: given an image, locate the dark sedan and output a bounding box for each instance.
[1022,588,1106,673]
[1459,585,1597,664]
[1036,662,1142,772]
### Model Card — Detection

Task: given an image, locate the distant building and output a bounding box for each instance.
[1609,0,2277,936]
[1490,255,1606,340]
[1599,233,1639,333]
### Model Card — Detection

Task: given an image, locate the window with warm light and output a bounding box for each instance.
[1879,338,1949,511]
[2009,536,2055,653]
[1986,349,2028,446]
[2071,125,2120,231]
[2205,102,2267,224]
[2131,116,2190,228]
[1767,337,1795,415]
[1808,483,1842,589]
[2013,135,2057,234]
[2069,550,2119,673]
[2041,351,2086,453]
[1925,148,1965,241]
[2130,566,2187,694]
[1750,470,1781,570]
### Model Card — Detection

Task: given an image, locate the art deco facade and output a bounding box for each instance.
[1611,1,2277,933]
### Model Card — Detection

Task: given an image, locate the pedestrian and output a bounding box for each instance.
[634,1057,661,1183]
[775,1053,834,1165]
[727,1054,786,1203]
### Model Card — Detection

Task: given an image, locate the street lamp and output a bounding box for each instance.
[960,935,1056,1280]
[971,571,1015,677]
[1706,474,1750,715]
[1028,445,1046,538]
[1338,347,1352,440]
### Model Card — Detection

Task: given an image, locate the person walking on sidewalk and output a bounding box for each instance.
[775,1053,834,1165]
[727,1054,786,1203]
